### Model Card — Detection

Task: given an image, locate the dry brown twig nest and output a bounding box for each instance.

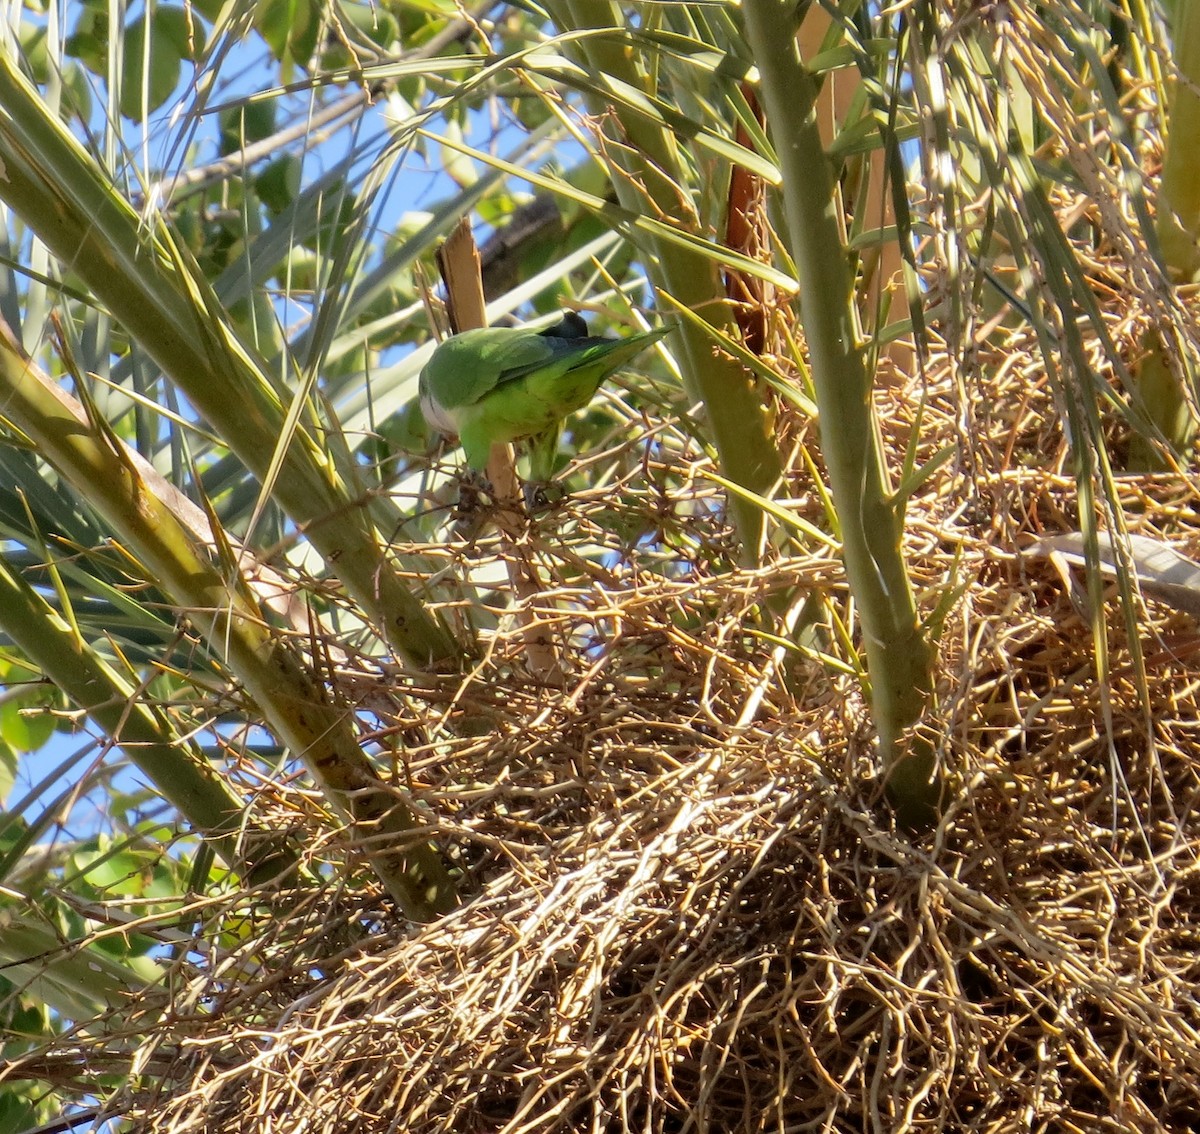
[13,244,1200,1132]
[95,345,1200,1131]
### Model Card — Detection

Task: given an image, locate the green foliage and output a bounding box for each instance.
[61,5,107,73]
[0,744,15,802]
[256,0,322,73]
[256,153,303,213]
[64,2,198,121]
[119,8,195,120]
[319,0,402,69]
[0,659,64,758]
[220,100,277,154]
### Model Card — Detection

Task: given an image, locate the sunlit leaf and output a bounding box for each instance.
[119,9,194,121]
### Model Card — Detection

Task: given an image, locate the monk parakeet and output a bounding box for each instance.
[419,311,667,481]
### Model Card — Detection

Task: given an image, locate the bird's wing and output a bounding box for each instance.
[487,336,612,390]
[421,328,605,412]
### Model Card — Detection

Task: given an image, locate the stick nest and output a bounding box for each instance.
[68,313,1200,1133]
[10,133,1200,1128]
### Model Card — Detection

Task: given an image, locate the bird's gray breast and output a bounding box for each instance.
[419,383,458,434]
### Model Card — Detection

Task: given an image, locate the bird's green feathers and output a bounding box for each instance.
[419,312,667,478]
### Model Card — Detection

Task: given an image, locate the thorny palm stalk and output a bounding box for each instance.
[1135,0,1200,460]
[741,0,935,810]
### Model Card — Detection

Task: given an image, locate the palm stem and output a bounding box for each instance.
[740,0,936,811]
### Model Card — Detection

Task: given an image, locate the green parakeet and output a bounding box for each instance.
[419,311,668,481]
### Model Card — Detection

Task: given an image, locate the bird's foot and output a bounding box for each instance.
[448,471,494,539]
[450,470,539,537]
[523,479,568,513]
[452,469,491,513]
